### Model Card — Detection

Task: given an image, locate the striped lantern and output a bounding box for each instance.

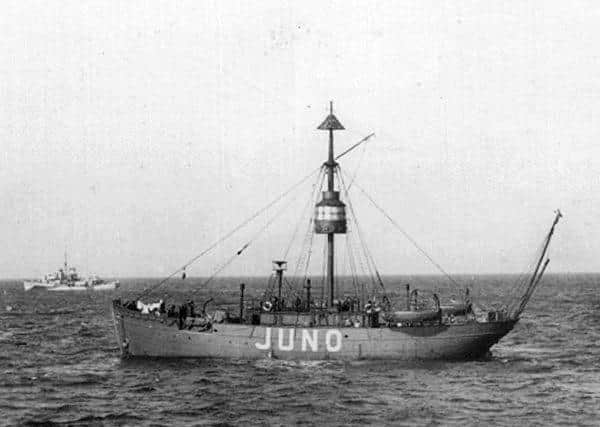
[314,191,347,234]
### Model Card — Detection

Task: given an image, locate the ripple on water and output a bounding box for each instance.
[1,276,600,426]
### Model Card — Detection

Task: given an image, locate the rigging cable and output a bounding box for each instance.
[298,209,317,291]
[345,172,462,288]
[287,167,325,290]
[505,237,547,307]
[319,238,327,306]
[507,224,556,317]
[348,199,379,296]
[344,225,361,301]
[337,169,386,295]
[291,165,326,292]
[283,166,324,261]
[136,166,322,301]
[187,177,309,299]
[135,133,376,301]
[291,214,315,289]
[344,207,375,297]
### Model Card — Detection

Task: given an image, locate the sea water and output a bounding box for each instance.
[0,274,598,426]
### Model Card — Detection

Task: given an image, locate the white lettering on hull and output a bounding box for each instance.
[301,329,318,352]
[255,327,271,350]
[255,328,343,352]
[278,328,295,351]
[325,329,343,352]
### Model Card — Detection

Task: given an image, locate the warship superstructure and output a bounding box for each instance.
[24,253,119,292]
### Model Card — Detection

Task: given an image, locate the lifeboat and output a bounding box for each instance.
[440,303,471,317]
[388,310,441,323]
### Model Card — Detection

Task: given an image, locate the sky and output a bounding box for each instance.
[1,1,599,278]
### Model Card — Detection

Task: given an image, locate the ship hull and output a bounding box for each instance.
[112,303,516,361]
[23,281,55,291]
[90,282,120,291]
[48,281,120,291]
[24,280,119,291]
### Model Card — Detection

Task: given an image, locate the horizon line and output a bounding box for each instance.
[1,271,596,281]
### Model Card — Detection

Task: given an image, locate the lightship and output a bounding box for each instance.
[112,104,561,360]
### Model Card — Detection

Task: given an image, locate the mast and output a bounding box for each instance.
[327,102,335,190]
[326,102,335,309]
[316,102,346,308]
[273,261,287,311]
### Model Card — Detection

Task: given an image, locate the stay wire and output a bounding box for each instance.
[283,167,324,261]
[298,181,321,289]
[136,131,374,302]
[290,168,325,289]
[506,236,549,313]
[345,172,462,289]
[290,215,314,289]
[188,177,307,299]
[294,176,321,292]
[338,169,385,295]
[503,235,547,311]
[344,227,361,300]
[344,185,377,295]
[136,166,322,301]
[513,237,547,296]
[135,130,376,302]
[345,211,372,296]
[320,238,327,305]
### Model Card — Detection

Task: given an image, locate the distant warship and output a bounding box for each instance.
[24,253,119,292]
[112,104,561,360]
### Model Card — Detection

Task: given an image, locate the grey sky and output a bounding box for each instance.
[1,1,597,278]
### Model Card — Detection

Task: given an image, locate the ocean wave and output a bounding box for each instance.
[1,275,599,425]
